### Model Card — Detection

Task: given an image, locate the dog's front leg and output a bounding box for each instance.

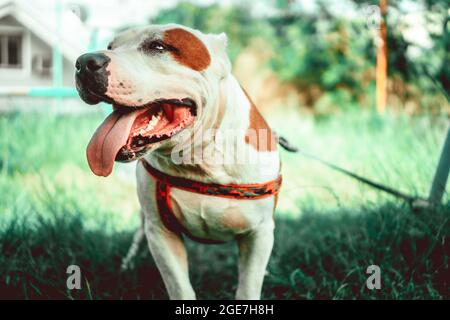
[235,222,275,300]
[144,218,196,300]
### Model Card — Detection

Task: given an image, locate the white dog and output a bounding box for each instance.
[75,24,292,300]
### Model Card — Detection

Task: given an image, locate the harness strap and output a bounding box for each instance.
[140,159,282,243]
[155,180,223,244]
[141,159,282,200]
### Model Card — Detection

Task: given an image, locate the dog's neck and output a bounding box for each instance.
[144,74,280,184]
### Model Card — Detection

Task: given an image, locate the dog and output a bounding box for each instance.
[75,24,293,300]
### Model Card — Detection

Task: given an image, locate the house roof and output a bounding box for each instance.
[0,0,91,62]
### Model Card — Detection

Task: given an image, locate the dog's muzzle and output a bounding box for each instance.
[75,53,111,105]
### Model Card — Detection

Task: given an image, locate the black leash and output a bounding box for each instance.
[278,136,421,205]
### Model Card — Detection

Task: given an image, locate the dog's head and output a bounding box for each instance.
[75,24,230,177]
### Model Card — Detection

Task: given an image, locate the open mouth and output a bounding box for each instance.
[86,98,196,177]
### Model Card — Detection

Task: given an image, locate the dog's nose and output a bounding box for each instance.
[75,53,110,73]
[75,53,111,104]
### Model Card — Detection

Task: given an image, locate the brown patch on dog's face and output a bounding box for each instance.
[163,28,211,71]
[242,89,277,152]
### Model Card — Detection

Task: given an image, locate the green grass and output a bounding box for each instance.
[270,109,450,215]
[0,110,448,299]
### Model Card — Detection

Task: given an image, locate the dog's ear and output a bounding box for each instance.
[206,32,231,79]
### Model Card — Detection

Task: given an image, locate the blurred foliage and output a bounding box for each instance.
[421,0,449,99]
[268,16,374,110]
[151,0,449,113]
[152,2,274,60]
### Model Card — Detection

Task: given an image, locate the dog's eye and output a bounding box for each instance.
[141,41,166,53]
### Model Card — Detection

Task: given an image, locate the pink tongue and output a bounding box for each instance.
[86,109,145,177]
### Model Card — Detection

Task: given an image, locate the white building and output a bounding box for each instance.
[0,0,92,91]
[0,0,180,92]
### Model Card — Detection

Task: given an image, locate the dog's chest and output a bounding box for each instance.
[169,188,275,241]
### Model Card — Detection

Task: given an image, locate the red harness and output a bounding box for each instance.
[140,159,282,243]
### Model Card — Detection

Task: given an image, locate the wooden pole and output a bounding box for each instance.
[376,0,388,114]
[429,126,450,204]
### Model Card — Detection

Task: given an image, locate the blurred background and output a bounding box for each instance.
[0,0,448,299]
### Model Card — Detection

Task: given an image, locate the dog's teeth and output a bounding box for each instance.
[143,112,161,132]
